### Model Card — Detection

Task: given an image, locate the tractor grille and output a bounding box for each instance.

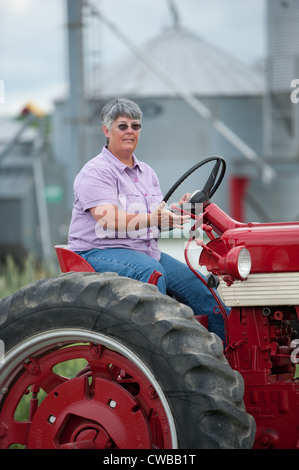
[218,272,299,307]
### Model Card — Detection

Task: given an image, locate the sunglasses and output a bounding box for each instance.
[117,123,142,131]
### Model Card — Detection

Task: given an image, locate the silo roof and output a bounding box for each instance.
[88,26,264,99]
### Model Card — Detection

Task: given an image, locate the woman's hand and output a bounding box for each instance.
[150,201,190,230]
[178,193,191,204]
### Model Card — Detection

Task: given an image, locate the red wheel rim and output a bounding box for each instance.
[0,330,176,449]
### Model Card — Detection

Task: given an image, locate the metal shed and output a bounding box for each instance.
[0,114,67,262]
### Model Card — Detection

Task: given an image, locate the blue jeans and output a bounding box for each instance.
[78,248,227,342]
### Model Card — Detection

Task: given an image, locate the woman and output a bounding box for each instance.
[68,98,226,341]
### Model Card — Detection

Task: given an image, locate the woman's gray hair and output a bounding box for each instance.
[100,98,143,129]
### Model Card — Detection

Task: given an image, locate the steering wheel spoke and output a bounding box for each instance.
[202,159,222,196]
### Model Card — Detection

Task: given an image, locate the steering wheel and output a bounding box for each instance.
[163,156,226,205]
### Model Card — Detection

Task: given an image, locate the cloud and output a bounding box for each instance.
[5,0,32,11]
[0,0,66,114]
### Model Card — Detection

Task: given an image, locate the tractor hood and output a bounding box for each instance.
[221,222,299,273]
[202,203,299,274]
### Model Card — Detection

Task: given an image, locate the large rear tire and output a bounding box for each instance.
[0,272,255,449]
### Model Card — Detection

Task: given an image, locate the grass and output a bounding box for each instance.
[0,253,58,298]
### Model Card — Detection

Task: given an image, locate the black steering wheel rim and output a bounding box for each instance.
[163,156,226,203]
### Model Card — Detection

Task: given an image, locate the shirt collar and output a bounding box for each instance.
[102,146,143,173]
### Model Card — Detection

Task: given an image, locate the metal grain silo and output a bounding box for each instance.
[244,0,299,224]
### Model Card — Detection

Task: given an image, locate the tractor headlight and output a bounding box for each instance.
[224,246,251,280]
[237,248,252,280]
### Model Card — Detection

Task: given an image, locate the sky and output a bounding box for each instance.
[0,0,266,117]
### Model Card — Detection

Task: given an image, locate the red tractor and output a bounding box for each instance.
[0,157,298,449]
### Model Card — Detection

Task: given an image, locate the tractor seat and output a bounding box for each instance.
[55,245,95,273]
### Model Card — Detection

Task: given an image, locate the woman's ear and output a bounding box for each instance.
[102,125,109,138]
[102,125,110,144]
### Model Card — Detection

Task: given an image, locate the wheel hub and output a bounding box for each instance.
[61,423,112,449]
[28,375,151,449]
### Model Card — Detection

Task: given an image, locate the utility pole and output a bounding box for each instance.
[66,0,87,208]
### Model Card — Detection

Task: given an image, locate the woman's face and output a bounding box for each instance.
[103,115,141,158]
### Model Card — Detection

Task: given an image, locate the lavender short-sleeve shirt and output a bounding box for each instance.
[68,146,163,260]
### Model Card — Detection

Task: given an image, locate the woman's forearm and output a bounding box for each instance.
[90,205,150,232]
[90,202,190,232]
